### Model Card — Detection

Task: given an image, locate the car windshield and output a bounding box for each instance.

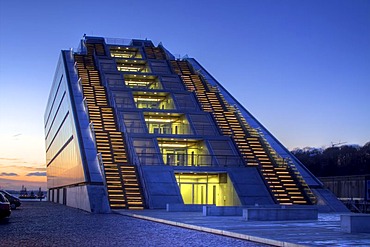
[0,190,9,196]
[0,193,9,202]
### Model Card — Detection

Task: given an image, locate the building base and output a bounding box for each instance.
[48,185,110,213]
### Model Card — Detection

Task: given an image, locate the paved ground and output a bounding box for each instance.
[115,209,370,247]
[0,202,267,247]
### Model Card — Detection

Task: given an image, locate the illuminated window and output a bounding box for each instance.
[124,74,162,89]
[144,112,192,135]
[116,59,150,73]
[157,138,210,166]
[110,46,142,59]
[133,92,175,110]
[175,173,241,206]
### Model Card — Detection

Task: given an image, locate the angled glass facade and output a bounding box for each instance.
[45,36,342,212]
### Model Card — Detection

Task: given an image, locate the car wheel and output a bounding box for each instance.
[10,204,16,210]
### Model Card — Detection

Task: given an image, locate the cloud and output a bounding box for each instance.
[33,167,46,172]
[0,164,46,171]
[0,157,20,161]
[0,172,18,176]
[0,157,24,165]
[26,172,46,177]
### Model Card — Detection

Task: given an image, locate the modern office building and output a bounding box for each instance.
[45,36,345,213]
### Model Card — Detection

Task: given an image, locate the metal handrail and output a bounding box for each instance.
[231,106,317,204]
[132,153,244,167]
[256,128,317,204]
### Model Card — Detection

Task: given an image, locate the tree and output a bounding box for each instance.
[291,142,370,177]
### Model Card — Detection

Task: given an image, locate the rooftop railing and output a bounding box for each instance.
[134,153,245,167]
[105,38,132,46]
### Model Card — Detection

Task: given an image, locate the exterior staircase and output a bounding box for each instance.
[73,43,144,209]
[170,60,316,205]
[145,47,166,60]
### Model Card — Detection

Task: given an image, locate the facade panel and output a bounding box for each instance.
[45,55,87,188]
[45,50,109,212]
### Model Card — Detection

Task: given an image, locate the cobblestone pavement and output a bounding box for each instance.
[0,202,268,247]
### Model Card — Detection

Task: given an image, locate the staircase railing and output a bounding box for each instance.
[97,152,107,186]
[232,106,316,204]
[117,113,149,208]
[285,159,317,204]
[255,125,317,204]
[128,139,148,208]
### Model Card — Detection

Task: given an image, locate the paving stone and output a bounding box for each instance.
[0,202,266,247]
[115,209,370,246]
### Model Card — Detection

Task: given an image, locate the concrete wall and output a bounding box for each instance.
[48,185,110,213]
[86,185,111,213]
[65,186,91,211]
[203,206,244,216]
[312,188,349,212]
[167,203,210,212]
[341,214,370,233]
[227,167,275,205]
[243,208,318,221]
[141,166,183,209]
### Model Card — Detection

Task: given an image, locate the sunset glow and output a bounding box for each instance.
[0,134,46,190]
[0,1,369,191]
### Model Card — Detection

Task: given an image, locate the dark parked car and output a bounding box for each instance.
[0,192,11,219]
[0,190,21,209]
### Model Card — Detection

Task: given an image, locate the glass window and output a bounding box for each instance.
[121,112,146,134]
[110,46,142,59]
[160,76,185,91]
[157,138,210,166]
[188,114,218,136]
[173,93,200,111]
[149,60,171,74]
[124,74,162,89]
[98,59,117,71]
[175,173,241,206]
[208,140,243,166]
[104,73,124,88]
[132,138,161,165]
[133,92,175,110]
[112,91,135,109]
[144,112,192,135]
[116,59,150,73]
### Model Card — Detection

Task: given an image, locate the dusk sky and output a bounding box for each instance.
[0,0,369,190]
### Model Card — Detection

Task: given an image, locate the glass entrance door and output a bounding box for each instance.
[179,183,207,204]
[179,184,193,204]
[175,173,241,206]
[194,183,206,204]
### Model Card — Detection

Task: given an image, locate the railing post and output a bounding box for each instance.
[89,121,96,146]
[97,152,108,189]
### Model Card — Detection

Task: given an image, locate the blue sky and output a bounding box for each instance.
[0,1,369,189]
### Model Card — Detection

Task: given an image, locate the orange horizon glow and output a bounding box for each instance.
[0,176,46,191]
[0,133,47,191]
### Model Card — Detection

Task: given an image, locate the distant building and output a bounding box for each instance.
[44,36,345,212]
[320,175,370,201]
